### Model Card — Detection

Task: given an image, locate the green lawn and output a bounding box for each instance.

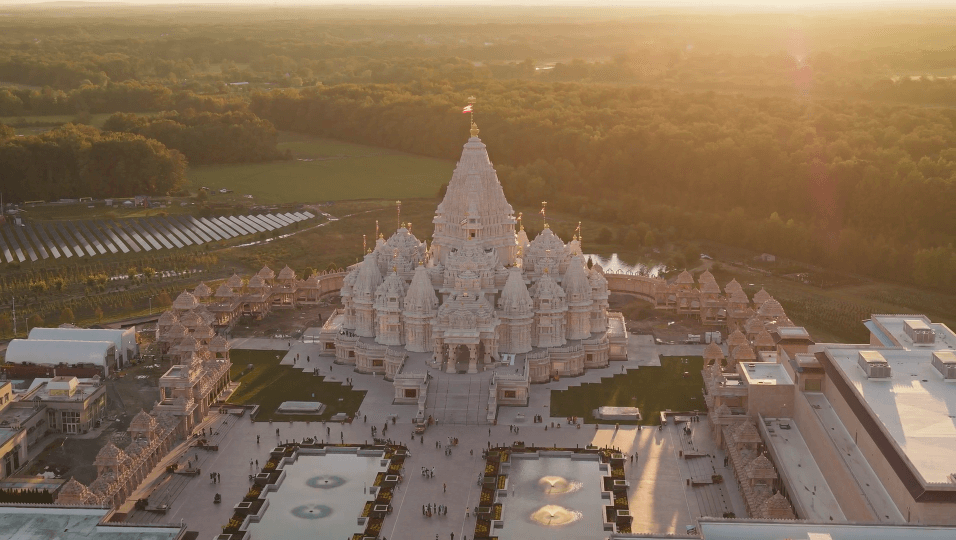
[550,356,705,424]
[189,132,455,204]
[227,349,366,422]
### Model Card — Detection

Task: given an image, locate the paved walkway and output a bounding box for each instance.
[124,335,739,539]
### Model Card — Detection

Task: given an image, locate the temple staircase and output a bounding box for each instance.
[423,374,492,425]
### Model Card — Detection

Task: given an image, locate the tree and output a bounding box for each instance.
[155,291,172,307]
[596,227,613,244]
[644,230,657,247]
[28,314,43,329]
[94,307,104,321]
[0,313,11,335]
[59,308,75,325]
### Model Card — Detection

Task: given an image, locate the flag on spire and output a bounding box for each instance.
[462,105,473,114]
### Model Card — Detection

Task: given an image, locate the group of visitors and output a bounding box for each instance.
[422,503,447,517]
[209,472,221,483]
[421,466,436,478]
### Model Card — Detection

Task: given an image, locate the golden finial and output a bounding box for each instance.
[393,265,397,273]
[379,233,384,239]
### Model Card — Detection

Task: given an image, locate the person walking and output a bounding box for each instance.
[443,483,446,493]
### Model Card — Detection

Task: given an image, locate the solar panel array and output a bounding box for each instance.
[0,211,315,264]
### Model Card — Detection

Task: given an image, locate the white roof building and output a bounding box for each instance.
[5,339,116,376]
[28,327,137,367]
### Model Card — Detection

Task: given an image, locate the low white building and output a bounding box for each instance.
[5,339,116,376]
[28,327,138,368]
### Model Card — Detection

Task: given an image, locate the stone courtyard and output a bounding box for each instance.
[121,335,745,539]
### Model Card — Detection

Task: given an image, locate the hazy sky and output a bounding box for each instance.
[2,0,955,7]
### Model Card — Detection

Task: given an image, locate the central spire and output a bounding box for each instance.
[431,128,518,267]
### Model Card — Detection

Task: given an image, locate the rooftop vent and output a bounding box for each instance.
[932,351,956,379]
[904,319,935,345]
[858,351,891,379]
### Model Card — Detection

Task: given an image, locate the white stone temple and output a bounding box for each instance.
[332,123,626,382]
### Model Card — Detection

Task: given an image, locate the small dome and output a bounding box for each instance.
[172,291,199,311]
[753,287,772,306]
[732,344,756,361]
[374,271,407,309]
[727,329,748,349]
[180,311,202,329]
[278,265,296,280]
[215,283,235,298]
[724,278,744,295]
[703,342,725,361]
[352,252,384,301]
[158,310,179,326]
[193,282,212,298]
[57,478,93,504]
[95,442,128,464]
[747,454,776,479]
[562,256,592,304]
[404,265,439,316]
[208,334,230,352]
[699,270,717,285]
[734,421,762,445]
[248,275,267,289]
[129,409,157,431]
[257,265,275,279]
[754,330,775,348]
[700,280,722,294]
[225,274,244,288]
[498,267,533,316]
[530,272,567,310]
[193,324,215,339]
[761,492,795,520]
[165,322,188,338]
[675,270,695,285]
[745,317,766,335]
[757,298,786,319]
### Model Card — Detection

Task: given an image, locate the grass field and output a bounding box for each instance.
[550,356,705,425]
[0,113,114,135]
[188,132,455,204]
[227,349,366,422]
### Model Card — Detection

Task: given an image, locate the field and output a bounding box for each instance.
[0,113,114,135]
[550,356,705,424]
[227,349,366,422]
[188,132,455,204]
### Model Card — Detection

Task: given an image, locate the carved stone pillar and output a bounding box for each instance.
[467,344,478,374]
[446,344,457,374]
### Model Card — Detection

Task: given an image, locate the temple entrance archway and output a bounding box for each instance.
[453,345,470,373]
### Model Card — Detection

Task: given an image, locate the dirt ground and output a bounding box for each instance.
[229,298,341,338]
[608,292,716,343]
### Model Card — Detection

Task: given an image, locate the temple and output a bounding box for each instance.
[331,124,626,381]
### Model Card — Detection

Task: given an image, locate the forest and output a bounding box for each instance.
[0,6,953,290]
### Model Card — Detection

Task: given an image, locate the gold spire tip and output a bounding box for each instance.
[470,121,479,138]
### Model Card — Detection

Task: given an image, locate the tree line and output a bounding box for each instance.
[248,81,955,290]
[0,123,187,201]
[102,110,289,165]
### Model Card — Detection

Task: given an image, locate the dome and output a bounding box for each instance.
[498,267,533,316]
[225,274,244,288]
[747,454,776,479]
[193,282,211,298]
[88,476,113,495]
[353,252,383,302]
[215,283,235,298]
[374,271,407,308]
[378,227,427,274]
[700,280,722,294]
[588,266,609,296]
[758,298,786,319]
[734,421,762,445]
[58,478,93,503]
[732,344,757,361]
[516,227,530,249]
[248,275,267,289]
[530,272,566,310]
[166,322,187,339]
[675,270,695,285]
[193,324,215,339]
[257,265,275,280]
[754,329,775,348]
[562,256,592,304]
[527,227,566,257]
[753,287,772,306]
[699,270,716,285]
[729,289,750,304]
[278,265,296,280]
[727,329,748,349]
[208,334,229,352]
[158,310,179,326]
[725,278,744,295]
[125,439,148,457]
[95,442,128,465]
[130,410,157,431]
[703,342,725,362]
[761,492,795,519]
[180,311,202,329]
[404,265,439,316]
[744,317,766,335]
[172,291,198,311]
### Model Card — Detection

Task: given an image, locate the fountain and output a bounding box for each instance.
[497,457,605,540]
[246,454,386,540]
[530,504,583,526]
[538,476,583,495]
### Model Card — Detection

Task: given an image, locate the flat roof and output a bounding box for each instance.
[698,520,956,540]
[759,417,846,522]
[825,345,956,484]
[870,315,956,351]
[776,326,812,340]
[740,362,793,386]
[0,506,183,539]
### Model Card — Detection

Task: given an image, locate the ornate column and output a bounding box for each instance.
[467,343,479,374]
[446,344,457,374]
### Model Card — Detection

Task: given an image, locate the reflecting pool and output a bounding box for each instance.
[497,457,605,540]
[247,453,385,540]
